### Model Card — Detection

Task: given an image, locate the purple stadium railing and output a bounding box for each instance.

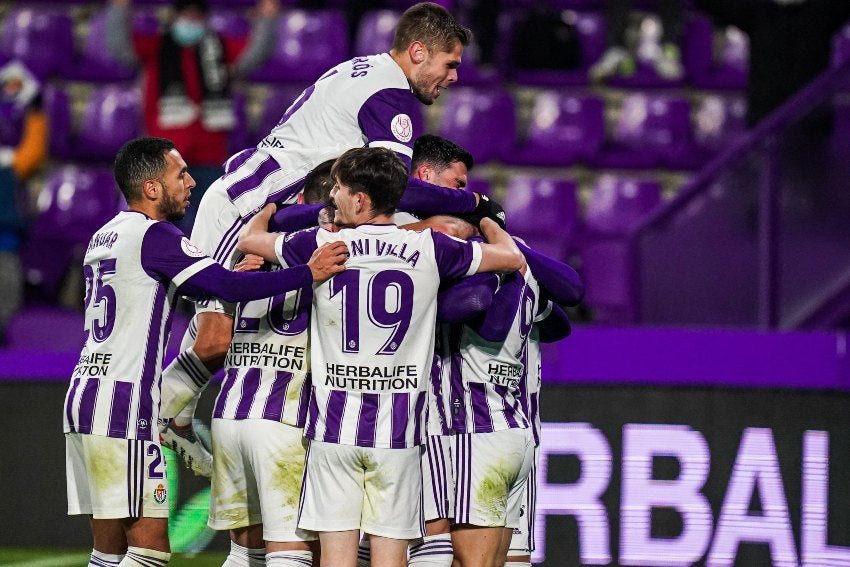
[629,58,850,329]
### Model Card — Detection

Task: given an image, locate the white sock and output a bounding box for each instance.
[357,537,371,567]
[505,562,532,567]
[409,533,453,566]
[118,547,169,567]
[160,347,212,422]
[266,550,313,566]
[223,541,266,567]
[89,550,124,567]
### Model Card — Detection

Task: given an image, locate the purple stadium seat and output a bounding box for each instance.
[354,10,400,56]
[583,174,662,234]
[693,93,748,163]
[63,9,137,82]
[683,16,748,90]
[438,87,516,164]
[578,174,662,324]
[21,166,122,300]
[254,84,311,143]
[0,8,74,80]
[74,85,142,162]
[42,86,72,160]
[506,10,607,87]
[590,93,699,170]
[229,90,250,156]
[503,175,579,260]
[605,13,686,89]
[248,10,349,83]
[208,9,251,40]
[508,91,605,167]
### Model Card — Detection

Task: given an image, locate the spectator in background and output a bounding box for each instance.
[590,0,684,81]
[105,0,281,232]
[693,0,850,126]
[0,61,47,344]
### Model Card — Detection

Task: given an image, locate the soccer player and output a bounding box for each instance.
[237,146,525,567]
[63,137,346,567]
[206,163,337,567]
[158,2,503,467]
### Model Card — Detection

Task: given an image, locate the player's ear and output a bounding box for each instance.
[142,179,159,201]
[415,163,431,182]
[409,41,426,64]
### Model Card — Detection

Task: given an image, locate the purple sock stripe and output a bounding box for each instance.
[225,154,282,203]
[177,350,208,388]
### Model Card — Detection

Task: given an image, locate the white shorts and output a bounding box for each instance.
[65,433,169,519]
[189,185,242,316]
[508,447,539,553]
[298,440,424,540]
[422,435,454,522]
[208,418,316,542]
[451,428,535,529]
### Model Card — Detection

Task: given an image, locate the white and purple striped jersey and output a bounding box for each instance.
[212,274,312,427]
[519,305,546,448]
[439,269,540,435]
[276,224,481,449]
[221,53,419,220]
[63,211,217,441]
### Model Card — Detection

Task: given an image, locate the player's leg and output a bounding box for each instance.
[410,434,454,566]
[252,420,317,567]
[68,434,171,567]
[450,430,534,567]
[505,449,538,567]
[319,530,360,567]
[226,525,266,567]
[298,442,367,566]
[209,418,266,566]
[361,445,423,567]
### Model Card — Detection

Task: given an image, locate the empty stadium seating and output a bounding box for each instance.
[578,174,663,323]
[248,9,349,83]
[21,166,123,301]
[437,86,516,164]
[63,9,137,83]
[0,8,73,80]
[590,93,699,170]
[508,91,605,167]
[502,175,579,260]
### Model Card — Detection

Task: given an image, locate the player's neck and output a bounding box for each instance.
[390,49,414,79]
[351,212,394,227]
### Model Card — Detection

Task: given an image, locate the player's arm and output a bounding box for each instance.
[437,273,499,323]
[268,203,325,232]
[401,214,477,240]
[236,204,280,262]
[514,240,584,306]
[142,221,346,303]
[465,271,526,342]
[535,299,572,342]
[476,218,526,274]
[399,176,479,216]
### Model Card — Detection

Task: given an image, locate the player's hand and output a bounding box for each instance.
[233,253,265,272]
[457,194,507,231]
[307,241,348,282]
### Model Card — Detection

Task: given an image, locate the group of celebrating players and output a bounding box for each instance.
[62,3,583,567]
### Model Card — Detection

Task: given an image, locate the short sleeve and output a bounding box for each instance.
[358,88,417,168]
[432,230,481,281]
[275,226,321,267]
[140,222,215,287]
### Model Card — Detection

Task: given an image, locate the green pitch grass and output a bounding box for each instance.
[0,548,224,566]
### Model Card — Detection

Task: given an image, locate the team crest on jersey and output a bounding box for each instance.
[180,237,206,258]
[153,483,167,504]
[391,114,413,142]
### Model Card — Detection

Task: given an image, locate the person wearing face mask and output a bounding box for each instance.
[0,60,47,344]
[105,0,281,233]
